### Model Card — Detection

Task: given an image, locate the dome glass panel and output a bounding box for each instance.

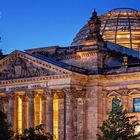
[72,8,140,51]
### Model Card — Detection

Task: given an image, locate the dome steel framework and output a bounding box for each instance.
[72,8,140,51]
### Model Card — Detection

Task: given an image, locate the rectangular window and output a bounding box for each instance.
[133,98,140,112]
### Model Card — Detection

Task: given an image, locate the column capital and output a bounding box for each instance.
[20,95,28,102]
[27,94,35,99]
[52,89,64,99]
[45,88,53,97]
[63,87,76,96]
[73,89,86,98]
[57,92,64,99]
[63,87,86,98]
[0,96,8,103]
[41,94,47,100]
[26,90,36,99]
[7,93,16,100]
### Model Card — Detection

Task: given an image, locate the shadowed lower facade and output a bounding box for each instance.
[1,8,140,140]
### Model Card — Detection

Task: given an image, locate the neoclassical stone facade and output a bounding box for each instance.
[1,8,140,140]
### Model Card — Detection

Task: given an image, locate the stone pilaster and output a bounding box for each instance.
[58,91,64,140]
[121,95,128,111]
[85,88,98,140]
[102,93,107,120]
[41,94,47,129]
[27,91,35,128]
[22,95,28,131]
[8,93,17,132]
[46,90,53,134]
[64,88,74,140]
[77,97,85,140]
[0,97,8,113]
[128,96,133,112]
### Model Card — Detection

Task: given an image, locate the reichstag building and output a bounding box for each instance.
[0,8,140,140]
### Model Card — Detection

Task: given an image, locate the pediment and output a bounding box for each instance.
[107,91,121,97]
[128,89,140,96]
[0,50,71,80]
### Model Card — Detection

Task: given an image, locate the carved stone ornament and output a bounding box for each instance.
[73,89,86,98]
[0,57,56,80]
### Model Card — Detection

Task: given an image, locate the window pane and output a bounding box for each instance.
[134,98,140,112]
[112,97,120,110]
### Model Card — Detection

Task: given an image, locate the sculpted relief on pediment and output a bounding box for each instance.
[0,57,57,80]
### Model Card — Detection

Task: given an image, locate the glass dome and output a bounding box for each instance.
[72,8,140,51]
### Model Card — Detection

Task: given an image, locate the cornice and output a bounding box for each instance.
[0,74,71,86]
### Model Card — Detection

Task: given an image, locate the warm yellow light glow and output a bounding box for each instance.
[34,95,42,126]
[117,35,120,38]
[135,125,140,134]
[40,97,42,124]
[18,97,22,134]
[53,99,58,140]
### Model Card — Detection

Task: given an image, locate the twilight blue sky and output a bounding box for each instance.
[0,0,140,54]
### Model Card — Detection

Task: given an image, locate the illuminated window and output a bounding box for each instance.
[134,98,140,112]
[135,125,140,134]
[53,99,58,140]
[34,95,42,126]
[18,97,22,134]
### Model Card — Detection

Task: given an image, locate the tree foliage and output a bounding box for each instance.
[15,124,53,140]
[0,109,13,140]
[97,97,140,140]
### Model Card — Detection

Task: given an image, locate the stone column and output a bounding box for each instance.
[64,88,74,140]
[8,93,17,132]
[41,94,47,129]
[58,91,64,140]
[22,95,28,131]
[46,90,53,134]
[27,92,35,128]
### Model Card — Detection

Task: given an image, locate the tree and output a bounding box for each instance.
[15,124,53,140]
[0,109,13,140]
[97,97,140,140]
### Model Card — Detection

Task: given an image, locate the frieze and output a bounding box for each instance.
[0,88,6,93]
[0,74,70,86]
[59,50,97,60]
[29,83,47,89]
[8,85,28,91]
[0,83,49,93]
